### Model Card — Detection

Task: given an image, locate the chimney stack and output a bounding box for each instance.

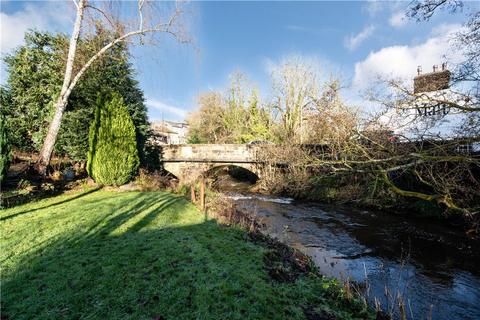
[414,64,451,94]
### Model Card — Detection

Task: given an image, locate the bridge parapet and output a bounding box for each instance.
[162,144,261,163]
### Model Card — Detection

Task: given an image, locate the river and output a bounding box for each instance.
[226,193,480,320]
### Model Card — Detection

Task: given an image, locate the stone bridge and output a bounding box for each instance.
[161,144,263,183]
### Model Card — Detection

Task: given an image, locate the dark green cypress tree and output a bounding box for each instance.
[87,92,139,186]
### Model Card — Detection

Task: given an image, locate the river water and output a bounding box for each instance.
[228,193,480,320]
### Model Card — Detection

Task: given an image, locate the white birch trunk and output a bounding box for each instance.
[36,0,86,174]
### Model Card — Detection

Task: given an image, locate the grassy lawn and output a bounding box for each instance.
[1,189,371,320]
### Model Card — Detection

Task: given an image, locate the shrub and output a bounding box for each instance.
[143,143,162,172]
[87,92,139,186]
[134,169,175,191]
[0,113,11,184]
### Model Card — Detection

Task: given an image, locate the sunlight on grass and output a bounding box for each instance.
[1,189,371,320]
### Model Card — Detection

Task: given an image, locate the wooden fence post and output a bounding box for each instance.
[200,178,205,211]
[190,184,196,203]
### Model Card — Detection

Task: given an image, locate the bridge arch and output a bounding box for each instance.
[204,164,259,182]
[163,161,261,184]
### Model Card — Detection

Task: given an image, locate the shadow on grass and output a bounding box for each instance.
[1,191,366,320]
[0,187,101,222]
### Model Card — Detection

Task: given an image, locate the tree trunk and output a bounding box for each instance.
[35,0,86,174]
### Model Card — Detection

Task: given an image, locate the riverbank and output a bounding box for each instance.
[1,188,373,319]
[226,192,480,320]
[251,176,478,235]
[211,166,478,233]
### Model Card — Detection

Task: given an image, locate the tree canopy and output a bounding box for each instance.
[1,30,149,163]
[87,92,139,186]
[187,73,273,144]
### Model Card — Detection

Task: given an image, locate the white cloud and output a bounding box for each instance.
[430,23,462,37]
[1,6,45,54]
[147,98,187,119]
[0,2,72,55]
[352,24,464,91]
[389,11,407,28]
[344,25,375,51]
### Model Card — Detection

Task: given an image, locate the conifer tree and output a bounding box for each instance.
[87,92,139,186]
[2,31,149,163]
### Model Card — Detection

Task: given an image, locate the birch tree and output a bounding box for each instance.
[35,0,188,174]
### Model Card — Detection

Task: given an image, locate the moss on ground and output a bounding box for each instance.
[1,189,372,320]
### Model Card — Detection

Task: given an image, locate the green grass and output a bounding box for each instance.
[1,189,371,320]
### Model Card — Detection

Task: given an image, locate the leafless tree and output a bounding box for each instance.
[270,56,320,144]
[35,0,190,174]
[407,0,463,21]
[352,0,480,218]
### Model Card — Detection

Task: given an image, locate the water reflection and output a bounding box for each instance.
[231,194,480,320]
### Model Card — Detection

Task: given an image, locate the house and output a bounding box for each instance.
[379,65,475,138]
[377,65,480,154]
[149,120,189,145]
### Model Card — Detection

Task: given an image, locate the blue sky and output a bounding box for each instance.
[1,1,477,122]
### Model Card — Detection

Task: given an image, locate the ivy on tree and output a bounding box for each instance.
[0,112,12,184]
